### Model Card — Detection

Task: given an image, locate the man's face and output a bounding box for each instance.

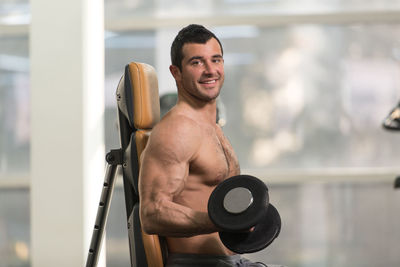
[171,38,224,102]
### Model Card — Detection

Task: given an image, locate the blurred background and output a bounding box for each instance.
[1,0,400,266]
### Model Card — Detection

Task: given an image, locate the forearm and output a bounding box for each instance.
[140,199,218,237]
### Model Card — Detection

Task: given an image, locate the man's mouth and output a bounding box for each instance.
[199,79,218,84]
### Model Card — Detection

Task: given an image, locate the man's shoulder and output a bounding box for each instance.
[148,110,202,147]
[155,111,202,136]
[145,112,203,161]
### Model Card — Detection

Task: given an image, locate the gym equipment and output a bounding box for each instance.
[395,176,400,189]
[86,62,165,267]
[382,102,400,190]
[208,175,281,254]
[383,101,400,131]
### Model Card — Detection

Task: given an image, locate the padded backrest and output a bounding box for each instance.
[128,62,160,129]
[117,62,164,267]
[118,62,160,130]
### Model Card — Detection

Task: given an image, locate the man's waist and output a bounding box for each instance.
[166,234,233,255]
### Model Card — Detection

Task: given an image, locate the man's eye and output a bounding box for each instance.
[191,61,201,65]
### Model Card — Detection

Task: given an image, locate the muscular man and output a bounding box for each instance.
[139,24,267,267]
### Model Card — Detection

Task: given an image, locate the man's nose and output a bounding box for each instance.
[203,61,216,74]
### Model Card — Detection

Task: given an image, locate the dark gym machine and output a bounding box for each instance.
[382,101,400,189]
[86,62,165,267]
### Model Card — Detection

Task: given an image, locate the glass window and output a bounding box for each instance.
[0,0,30,25]
[216,24,400,171]
[104,24,400,171]
[0,34,30,174]
[0,188,30,266]
[106,186,131,267]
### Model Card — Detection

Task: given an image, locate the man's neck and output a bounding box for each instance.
[176,95,217,125]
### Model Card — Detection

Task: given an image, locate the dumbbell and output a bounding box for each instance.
[208,175,281,254]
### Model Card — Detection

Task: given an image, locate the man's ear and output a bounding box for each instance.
[169,65,181,81]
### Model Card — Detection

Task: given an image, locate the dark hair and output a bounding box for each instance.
[171,24,223,70]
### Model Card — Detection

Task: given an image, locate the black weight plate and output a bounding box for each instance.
[219,203,281,254]
[208,175,269,232]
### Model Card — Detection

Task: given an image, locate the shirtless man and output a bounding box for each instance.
[139,24,267,267]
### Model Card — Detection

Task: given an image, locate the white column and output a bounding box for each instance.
[30,0,105,266]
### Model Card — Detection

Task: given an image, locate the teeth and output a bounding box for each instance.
[202,80,216,84]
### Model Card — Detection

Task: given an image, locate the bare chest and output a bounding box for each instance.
[190,125,240,185]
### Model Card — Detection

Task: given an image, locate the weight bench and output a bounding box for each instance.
[86,62,166,267]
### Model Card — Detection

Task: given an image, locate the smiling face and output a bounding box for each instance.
[170,38,225,103]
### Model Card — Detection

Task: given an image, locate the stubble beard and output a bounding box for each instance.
[192,84,222,103]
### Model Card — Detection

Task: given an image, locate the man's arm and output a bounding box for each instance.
[138,116,218,237]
